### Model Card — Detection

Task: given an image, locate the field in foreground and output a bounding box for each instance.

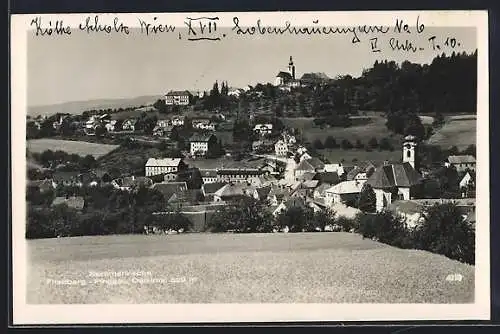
[27,139,119,158]
[27,233,474,304]
[427,116,476,150]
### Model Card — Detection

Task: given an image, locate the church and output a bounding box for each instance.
[365,135,423,212]
[274,56,301,90]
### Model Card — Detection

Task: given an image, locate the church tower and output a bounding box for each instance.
[402,135,418,169]
[288,56,295,80]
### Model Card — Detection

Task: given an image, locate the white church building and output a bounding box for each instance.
[275,56,301,90]
[366,135,423,212]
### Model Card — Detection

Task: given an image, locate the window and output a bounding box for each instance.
[407,150,411,158]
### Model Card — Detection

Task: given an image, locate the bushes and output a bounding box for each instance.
[353,203,475,264]
[414,203,475,264]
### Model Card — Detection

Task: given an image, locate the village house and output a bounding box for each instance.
[193,119,216,131]
[313,183,332,200]
[122,118,137,131]
[445,155,476,172]
[228,87,245,98]
[151,181,188,202]
[165,90,192,105]
[253,123,273,136]
[216,168,269,184]
[171,116,185,126]
[189,133,218,157]
[213,183,249,202]
[274,139,289,156]
[201,182,228,201]
[200,169,218,184]
[459,170,476,198]
[325,180,365,207]
[324,163,344,176]
[294,158,325,180]
[105,120,117,132]
[145,158,186,177]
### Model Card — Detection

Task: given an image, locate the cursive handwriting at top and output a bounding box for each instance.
[232,17,390,43]
[30,17,71,36]
[79,15,130,35]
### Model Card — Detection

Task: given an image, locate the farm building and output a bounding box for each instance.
[145,158,186,177]
[445,155,476,172]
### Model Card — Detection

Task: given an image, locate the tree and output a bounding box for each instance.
[356,211,410,248]
[207,198,273,233]
[415,202,475,264]
[275,205,315,232]
[324,136,337,149]
[355,139,364,149]
[357,184,376,213]
[368,137,378,149]
[340,139,353,150]
[313,139,324,150]
[379,137,392,151]
[95,125,107,138]
[80,155,97,170]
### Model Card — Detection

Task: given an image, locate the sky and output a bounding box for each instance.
[27,26,476,107]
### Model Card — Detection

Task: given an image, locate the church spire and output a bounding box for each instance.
[288,56,295,80]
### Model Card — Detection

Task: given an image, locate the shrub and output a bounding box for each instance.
[336,216,358,232]
[414,203,475,264]
[356,211,410,247]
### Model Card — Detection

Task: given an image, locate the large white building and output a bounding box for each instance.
[165,90,192,105]
[145,158,185,177]
[189,133,218,157]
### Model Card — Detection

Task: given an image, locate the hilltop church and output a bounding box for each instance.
[274,56,301,91]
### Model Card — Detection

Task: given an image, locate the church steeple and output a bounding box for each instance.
[288,56,295,80]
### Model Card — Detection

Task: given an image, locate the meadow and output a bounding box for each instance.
[427,115,476,150]
[280,113,403,146]
[27,139,119,159]
[27,233,474,304]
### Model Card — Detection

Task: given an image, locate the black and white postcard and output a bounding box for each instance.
[11,10,490,324]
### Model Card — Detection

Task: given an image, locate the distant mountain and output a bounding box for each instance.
[27,95,163,117]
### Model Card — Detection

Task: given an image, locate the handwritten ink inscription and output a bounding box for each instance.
[28,14,465,55]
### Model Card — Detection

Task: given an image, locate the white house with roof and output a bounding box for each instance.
[145,158,185,177]
[325,180,365,206]
[190,133,218,157]
[171,116,185,126]
[445,155,476,172]
[200,169,218,184]
[253,123,273,135]
[275,139,288,156]
[165,90,192,105]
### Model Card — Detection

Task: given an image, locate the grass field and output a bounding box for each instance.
[27,139,119,158]
[281,113,403,146]
[319,149,402,164]
[427,116,476,150]
[27,233,474,304]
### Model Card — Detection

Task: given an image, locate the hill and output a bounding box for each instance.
[27,95,163,117]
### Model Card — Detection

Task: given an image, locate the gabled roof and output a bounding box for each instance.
[214,183,248,198]
[190,133,216,142]
[166,90,192,96]
[314,171,340,185]
[448,155,476,164]
[366,162,422,189]
[255,186,272,200]
[151,181,188,201]
[145,158,182,167]
[308,158,325,170]
[314,183,331,196]
[52,196,85,210]
[326,180,364,194]
[202,182,228,195]
[302,180,319,189]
